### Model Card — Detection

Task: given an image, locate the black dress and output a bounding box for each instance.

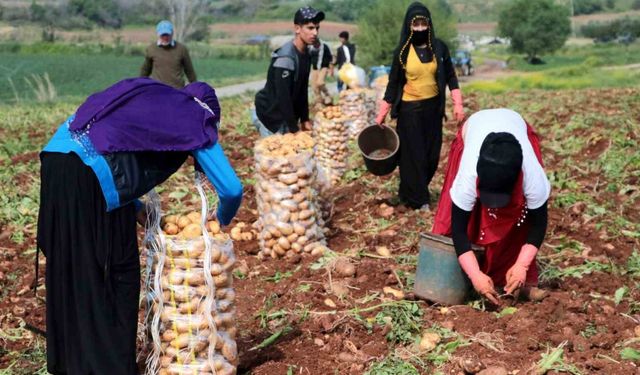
[37,152,140,375]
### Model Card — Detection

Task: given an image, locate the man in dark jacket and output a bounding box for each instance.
[140,20,197,88]
[253,7,324,136]
[332,31,356,92]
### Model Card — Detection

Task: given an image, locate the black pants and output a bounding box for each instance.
[397,97,443,209]
[37,152,140,375]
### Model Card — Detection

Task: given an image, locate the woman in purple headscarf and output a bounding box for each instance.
[36,78,242,375]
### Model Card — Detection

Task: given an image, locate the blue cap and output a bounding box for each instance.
[156,20,173,36]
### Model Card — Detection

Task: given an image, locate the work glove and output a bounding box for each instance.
[505,244,538,295]
[458,251,500,305]
[451,88,465,124]
[375,100,392,127]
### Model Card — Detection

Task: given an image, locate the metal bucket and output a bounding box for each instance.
[357,125,399,176]
[414,233,484,305]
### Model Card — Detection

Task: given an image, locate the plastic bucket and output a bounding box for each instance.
[414,233,484,305]
[357,125,399,176]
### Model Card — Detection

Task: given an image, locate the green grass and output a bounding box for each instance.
[468,42,640,93]
[466,65,640,93]
[0,51,267,103]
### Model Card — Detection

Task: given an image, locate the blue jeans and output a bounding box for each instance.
[250,109,286,138]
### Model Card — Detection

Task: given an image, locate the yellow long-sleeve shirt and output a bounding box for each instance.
[402,45,438,101]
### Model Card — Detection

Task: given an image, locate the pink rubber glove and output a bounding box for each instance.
[505,244,538,294]
[458,251,500,305]
[375,100,392,127]
[451,88,464,124]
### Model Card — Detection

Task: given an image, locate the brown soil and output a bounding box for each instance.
[1,89,639,374]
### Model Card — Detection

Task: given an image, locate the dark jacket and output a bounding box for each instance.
[335,43,356,67]
[255,41,310,133]
[383,2,459,120]
[310,42,333,70]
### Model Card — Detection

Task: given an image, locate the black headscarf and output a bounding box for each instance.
[396,2,436,68]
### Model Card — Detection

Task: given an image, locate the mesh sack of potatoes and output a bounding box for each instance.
[146,211,238,375]
[313,105,349,186]
[339,89,370,138]
[371,74,389,101]
[253,132,328,259]
[361,89,378,127]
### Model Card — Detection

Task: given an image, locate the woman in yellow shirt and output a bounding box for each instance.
[376,2,464,210]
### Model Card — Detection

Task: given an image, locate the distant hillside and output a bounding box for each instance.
[449,0,638,23]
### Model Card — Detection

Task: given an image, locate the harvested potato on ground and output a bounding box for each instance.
[334,257,356,277]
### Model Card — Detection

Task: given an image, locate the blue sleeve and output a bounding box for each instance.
[192,143,243,225]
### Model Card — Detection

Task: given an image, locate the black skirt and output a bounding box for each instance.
[37,152,140,375]
[397,96,443,208]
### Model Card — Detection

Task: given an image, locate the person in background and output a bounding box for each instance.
[140,20,197,88]
[37,78,242,374]
[332,30,356,92]
[309,38,333,106]
[375,2,464,211]
[253,6,324,137]
[432,109,551,304]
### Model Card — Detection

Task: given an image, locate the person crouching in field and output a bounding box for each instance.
[37,78,242,374]
[432,109,551,304]
[253,6,324,137]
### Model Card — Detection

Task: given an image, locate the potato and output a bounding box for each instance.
[334,258,356,277]
[214,274,229,288]
[187,211,202,224]
[177,216,192,229]
[163,223,179,235]
[230,227,242,241]
[207,221,220,234]
[276,223,293,236]
[162,329,178,342]
[299,209,313,220]
[178,297,201,314]
[162,214,179,225]
[170,333,191,349]
[181,223,202,239]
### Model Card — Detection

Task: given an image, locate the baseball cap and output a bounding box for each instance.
[156,20,174,36]
[294,6,325,25]
[476,132,523,208]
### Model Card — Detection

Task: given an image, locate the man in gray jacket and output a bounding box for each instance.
[253,7,324,136]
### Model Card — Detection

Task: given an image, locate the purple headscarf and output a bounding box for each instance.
[70,78,219,153]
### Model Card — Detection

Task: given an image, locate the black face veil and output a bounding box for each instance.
[397,2,436,67]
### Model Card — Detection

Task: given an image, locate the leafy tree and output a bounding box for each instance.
[68,0,122,28]
[573,0,605,15]
[354,0,457,68]
[498,0,571,63]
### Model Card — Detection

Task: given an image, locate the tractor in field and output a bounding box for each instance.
[452,50,474,77]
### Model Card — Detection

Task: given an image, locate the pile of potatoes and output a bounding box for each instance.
[149,215,238,375]
[339,89,372,137]
[161,212,227,241]
[362,89,378,126]
[313,106,349,186]
[254,132,328,258]
[229,222,257,242]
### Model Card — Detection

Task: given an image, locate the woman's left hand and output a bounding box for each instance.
[504,263,527,294]
[451,88,465,125]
